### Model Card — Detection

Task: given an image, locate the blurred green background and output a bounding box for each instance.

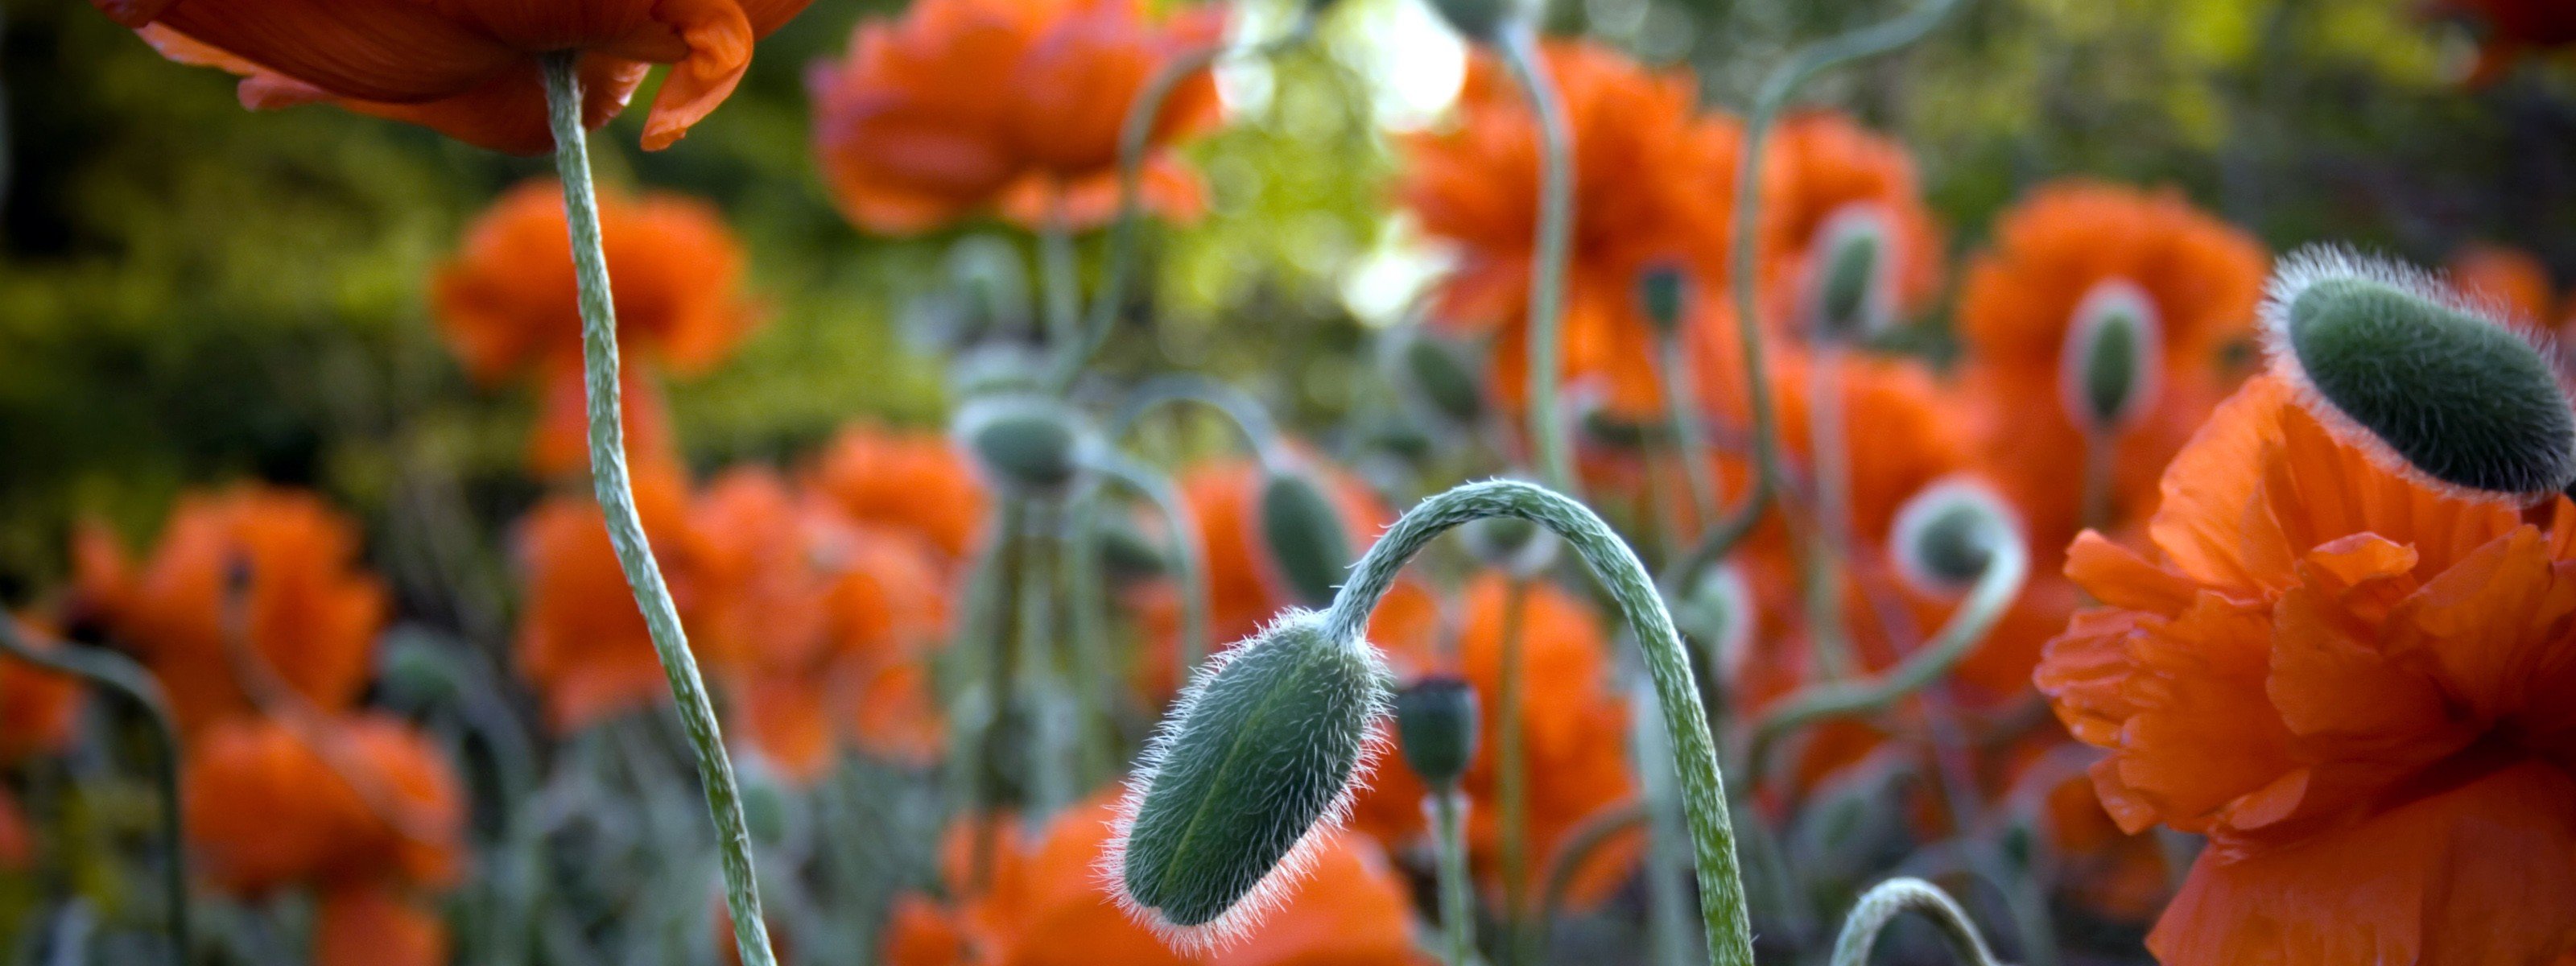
[1,0,2565,610]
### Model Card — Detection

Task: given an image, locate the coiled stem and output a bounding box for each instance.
[1829,877,2003,966]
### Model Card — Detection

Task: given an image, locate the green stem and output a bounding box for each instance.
[1534,799,1645,953]
[1045,14,1319,394]
[1630,674,1699,966]
[1110,374,1289,468]
[1038,200,1082,353]
[1657,332,1720,529]
[1496,26,1579,498]
[1323,481,1754,966]
[0,617,186,965]
[1744,531,2027,785]
[539,52,774,966]
[1495,577,1532,962]
[1093,452,1212,681]
[1430,790,1478,966]
[1829,877,2001,966]
[1666,0,1969,595]
[1062,492,1120,788]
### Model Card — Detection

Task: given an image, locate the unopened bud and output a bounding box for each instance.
[2263,246,2576,500]
[1257,467,1353,608]
[1890,478,2016,596]
[1111,611,1393,947]
[1808,204,1896,342]
[1637,263,1690,337]
[1393,675,1479,789]
[956,395,1090,495]
[2058,279,2161,434]
[1675,563,1754,690]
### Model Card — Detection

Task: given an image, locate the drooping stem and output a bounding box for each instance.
[1496,26,1580,498]
[1828,877,2002,966]
[539,53,775,966]
[1323,480,1754,966]
[0,616,186,966]
[1046,13,1319,394]
[1494,577,1533,961]
[1630,675,1699,966]
[1744,531,2028,783]
[1666,0,1970,593]
[1092,452,1213,688]
[1429,791,1478,966]
[1111,373,1290,469]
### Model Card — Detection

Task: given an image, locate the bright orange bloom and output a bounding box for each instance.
[2425,0,2576,85]
[1404,40,1740,419]
[513,465,704,733]
[1956,181,2268,574]
[881,791,1425,966]
[1356,573,1641,909]
[97,0,813,152]
[811,423,989,563]
[2450,242,2562,325]
[2037,374,2576,964]
[809,0,1224,235]
[315,884,449,966]
[184,713,464,897]
[73,487,387,734]
[436,179,759,387]
[1757,110,1945,330]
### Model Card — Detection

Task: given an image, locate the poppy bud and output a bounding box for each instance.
[1111,611,1393,947]
[2263,246,2576,500]
[1389,328,1488,429]
[1674,563,1754,690]
[2058,279,2161,435]
[1257,467,1353,608]
[956,395,1091,496]
[1097,514,1169,582]
[1807,204,1896,342]
[378,636,460,707]
[1890,478,2017,597]
[1393,675,1479,790]
[1459,514,1558,579]
[1637,263,1690,337]
[1430,0,1514,42]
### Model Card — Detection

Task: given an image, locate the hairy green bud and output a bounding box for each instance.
[1808,204,1896,342]
[2058,279,2161,435]
[2264,247,2576,500]
[1637,262,1690,337]
[1257,467,1353,608]
[1393,675,1479,789]
[1890,478,2015,596]
[1110,611,1393,948]
[956,395,1090,495]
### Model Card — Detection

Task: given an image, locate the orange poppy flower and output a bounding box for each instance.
[811,423,990,563]
[881,790,1425,965]
[513,464,706,733]
[0,621,81,763]
[2425,0,2576,85]
[1356,573,1641,909]
[1756,110,1945,332]
[523,368,683,480]
[1403,39,1740,419]
[2037,374,2576,964]
[2450,242,2562,325]
[315,883,449,966]
[73,487,386,735]
[1956,181,2268,575]
[809,0,1225,235]
[184,712,464,897]
[435,178,759,382]
[97,0,814,152]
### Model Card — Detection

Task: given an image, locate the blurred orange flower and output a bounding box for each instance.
[96,0,813,152]
[809,0,1225,235]
[882,791,1425,965]
[74,487,386,735]
[315,883,449,966]
[184,713,464,897]
[1358,573,1641,909]
[2425,0,2576,85]
[812,423,990,563]
[2450,242,2563,325]
[1757,110,1945,331]
[1404,40,1740,419]
[2037,374,2576,964]
[1956,181,2268,575]
[514,464,705,733]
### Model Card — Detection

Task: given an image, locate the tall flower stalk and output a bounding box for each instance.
[1496,26,1580,497]
[539,53,776,966]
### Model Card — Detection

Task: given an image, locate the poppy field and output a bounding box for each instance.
[5,0,2576,964]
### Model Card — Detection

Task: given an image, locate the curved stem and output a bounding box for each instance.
[1745,535,2028,786]
[1429,791,1478,966]
[1093,452,1212,679]
[0,617,186,966]
[1323,480,1753,966]
[1496,27,1579,498]
[1829,877,2002,966]
[1046,14,1319,394]
[1666,0,1969,595]
[1111,373,1290,468]
[1630,673,1699,966]
[541,53,775,966]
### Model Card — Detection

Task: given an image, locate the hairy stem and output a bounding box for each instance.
[1430,791,1478,966]
[540,52,774,966]
[1324,480,1754,966]
[1496,27,1579,498]
[1829,877,2001,966]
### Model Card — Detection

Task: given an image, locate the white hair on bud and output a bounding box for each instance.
[1889,476,2019,598]
[2258,244,2574,504]
[1097,609,1393,954]
[2056,276,2163,434]
[1806,201,1901,339]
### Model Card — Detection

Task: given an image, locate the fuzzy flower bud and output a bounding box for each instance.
[1890,478,2017,597]
[2058,279,2162,435]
